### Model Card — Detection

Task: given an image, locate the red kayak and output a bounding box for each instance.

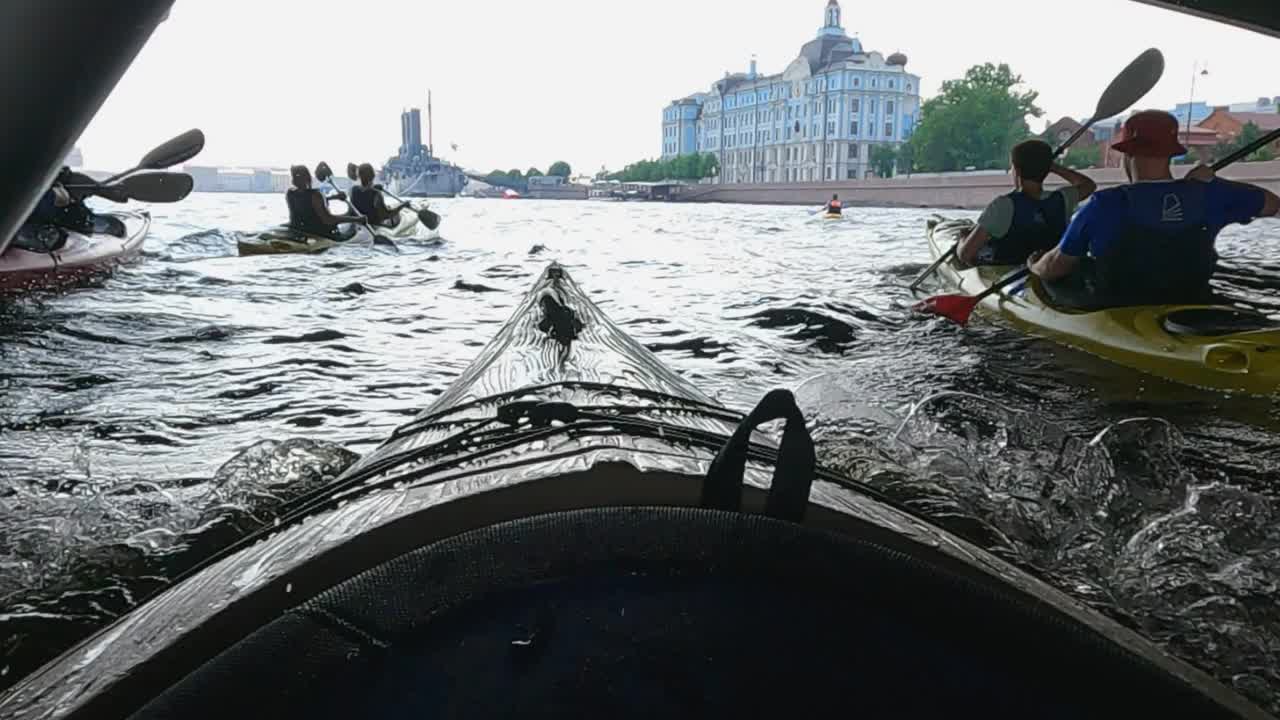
[0,210,149,292]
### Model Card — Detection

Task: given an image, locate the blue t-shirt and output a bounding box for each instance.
[1057,178,1265,258]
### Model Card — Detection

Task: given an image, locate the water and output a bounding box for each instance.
[2,194,1280,708]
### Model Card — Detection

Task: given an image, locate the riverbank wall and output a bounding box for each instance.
[674,160,1280,209]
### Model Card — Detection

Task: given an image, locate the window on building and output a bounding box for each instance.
[906,82,913,91]
[826,166,833,180]
[827,121,836,134]
[885,122,893,137]
[848,143,858,159]
[889,79,896,89]
[872,77,878,88]
[850,121,859,136]
[812,124,819,136]
[887,100,895,114]
[847,168,858,179]
[851,98,860,114]
[870,99,877,113]
[853,77,861,87]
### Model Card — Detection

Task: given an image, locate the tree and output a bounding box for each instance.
[896,142,916,176]
[526,167,543,178]
[506,169,524,180]
[905,63,1043,173]
[1212,121,1277,163]
[870,144,897,178]
[548,161,572,178]
[1061,145,1101,169]
[699,152,720,180]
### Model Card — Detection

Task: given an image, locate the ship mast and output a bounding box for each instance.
[427,90,433,157]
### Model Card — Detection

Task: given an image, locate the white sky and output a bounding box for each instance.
[77,0,1278,174]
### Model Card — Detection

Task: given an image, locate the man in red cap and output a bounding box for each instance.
[1029,109,1278,307]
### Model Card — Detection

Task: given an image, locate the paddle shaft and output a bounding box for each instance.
[977,128,1280,301]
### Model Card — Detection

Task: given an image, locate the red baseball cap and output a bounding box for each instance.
[1111,110,1188,157]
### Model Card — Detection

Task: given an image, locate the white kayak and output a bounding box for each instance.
[0,210,149,292]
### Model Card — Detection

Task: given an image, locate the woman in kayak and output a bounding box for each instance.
[1029,111,1280,308]
[348,163,407,228]
[958,140,1096,266]
[286,164,361,238]
[824,193,842,215]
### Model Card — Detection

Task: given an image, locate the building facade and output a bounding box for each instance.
[661,0,921,182]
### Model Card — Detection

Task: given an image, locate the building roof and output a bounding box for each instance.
[798,33,862,73]
[1218,111,1280,130]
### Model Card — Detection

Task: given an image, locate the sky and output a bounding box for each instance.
[76,0,1279,175]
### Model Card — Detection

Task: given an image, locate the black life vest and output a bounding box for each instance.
[1091,185,1217,305]
[349,184,379,219]
[286,188,331,236]
[985,190,1068,265]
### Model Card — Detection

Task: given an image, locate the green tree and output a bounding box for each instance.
[1212,121,1277,163]
[870,144,897,178]
[506,169,524,180]
[548,161,572,178]
[896,142,916,176]
[526,167,543,178]
[699,153,720,180]
[1061,145,1101,169]
[905,63,1042,173]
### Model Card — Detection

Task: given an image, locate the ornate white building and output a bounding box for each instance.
[661,0,921,182]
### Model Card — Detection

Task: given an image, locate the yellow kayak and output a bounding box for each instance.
[237,223,374,256]
[823,212,843,220]
[926,218,1280,396]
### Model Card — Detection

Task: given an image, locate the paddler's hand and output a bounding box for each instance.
[1187,164,1216,183]
[51,185,72,207]
[1026,250,1045,271]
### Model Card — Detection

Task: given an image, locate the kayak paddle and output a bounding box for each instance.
[66,172,194,203]
[907,48,1165,292]
[347,161,442,231]
[101,128,206,185]
[917,123,1280,326]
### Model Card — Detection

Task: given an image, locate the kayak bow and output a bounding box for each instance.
[0,262,1268,719]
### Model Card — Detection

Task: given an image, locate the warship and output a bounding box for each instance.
[382,93,468,198]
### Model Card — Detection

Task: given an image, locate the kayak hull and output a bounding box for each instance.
[0,210,149,292]
[823,212,843,220]
[237,223,373,256]
[0,262,1268,719]
[927,218,1280,395]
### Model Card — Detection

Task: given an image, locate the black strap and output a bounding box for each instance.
[700,389,815,522]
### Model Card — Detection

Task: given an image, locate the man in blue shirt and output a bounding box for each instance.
[1029,110,1279,308]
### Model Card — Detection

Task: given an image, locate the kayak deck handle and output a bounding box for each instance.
[700,388,815,522]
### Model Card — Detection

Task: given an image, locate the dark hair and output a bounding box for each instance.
[289,164,310,189]
[358,163,375,184]
[831,193,839,200]
[1011,140,1053,183]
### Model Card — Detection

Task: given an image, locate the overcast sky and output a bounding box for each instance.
[76,0,1278,174]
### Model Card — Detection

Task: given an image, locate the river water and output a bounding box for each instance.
[2,194,1280,709]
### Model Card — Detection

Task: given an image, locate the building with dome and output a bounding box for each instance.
[660,0,921,182]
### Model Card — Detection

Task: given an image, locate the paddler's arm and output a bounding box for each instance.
[958,196,1012,266]
[1030,197,1102,281]
[1049,163,1097,202]
[310,192,361,225]
[1188,164,1280,218]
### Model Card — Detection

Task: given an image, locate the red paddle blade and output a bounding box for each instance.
[912,293,981,326]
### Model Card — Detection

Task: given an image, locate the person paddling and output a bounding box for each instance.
[349,163,408,228]
[1029,110,1279,307]
[958,140,1096,266]
[286,165,361,238]
[825,193,843,216]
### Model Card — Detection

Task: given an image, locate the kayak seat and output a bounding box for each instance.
[1161,308,1280,337]
[129,507,1245,720]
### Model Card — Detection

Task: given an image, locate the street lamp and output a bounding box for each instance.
[1186,61,1209,146]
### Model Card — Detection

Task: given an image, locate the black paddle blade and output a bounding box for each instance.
[140,129,205,170]
[116,172,194,203]
[346,163,359,181]
[420,208,441,230]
